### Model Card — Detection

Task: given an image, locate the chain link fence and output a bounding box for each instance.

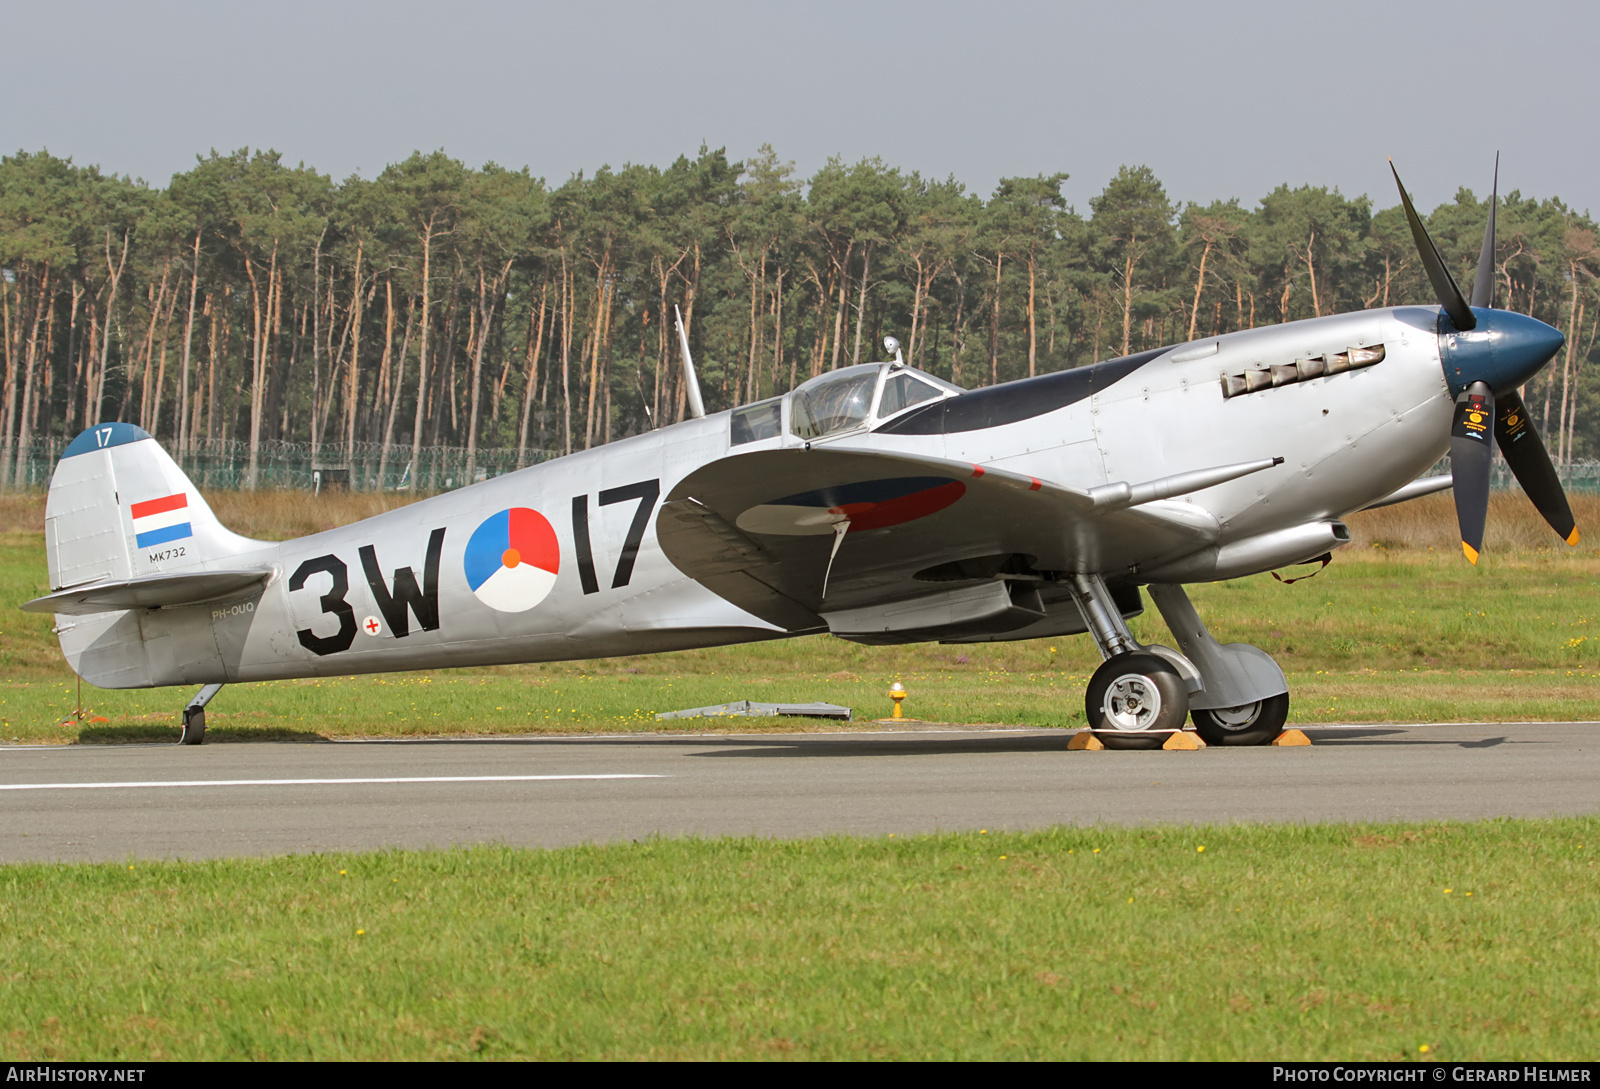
[1,439,559,492]
[1427,457,1600,493]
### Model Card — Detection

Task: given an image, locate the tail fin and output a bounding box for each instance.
[45,422,262,592]
[40,424,271,689]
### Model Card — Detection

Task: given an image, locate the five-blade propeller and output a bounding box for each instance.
[1389,160,1579,562]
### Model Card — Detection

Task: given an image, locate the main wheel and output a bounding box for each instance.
[1191,693,1290,747]
[1084,653,1190,750]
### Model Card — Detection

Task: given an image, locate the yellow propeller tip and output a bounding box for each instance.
[1567,529,1581,546]
[1462,542,1480,565]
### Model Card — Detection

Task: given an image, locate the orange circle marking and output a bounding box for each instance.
[502,547,522,568]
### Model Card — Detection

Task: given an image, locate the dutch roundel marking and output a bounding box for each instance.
[464,508,560,612]
[735,476,966,536]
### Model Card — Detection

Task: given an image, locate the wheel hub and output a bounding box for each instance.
[1208,702,1263,731]
[1104,674,1164,731]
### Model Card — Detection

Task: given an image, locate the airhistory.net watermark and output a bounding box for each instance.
[3,1069,146,1083]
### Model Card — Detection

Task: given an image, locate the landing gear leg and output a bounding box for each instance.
[1065,574,1190,750]
[181,683,224,746]
[1147,583,1290,746]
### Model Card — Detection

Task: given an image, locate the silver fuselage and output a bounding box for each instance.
[60,306,1450,688]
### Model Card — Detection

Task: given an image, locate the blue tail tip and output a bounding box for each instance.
[61,422,153,459]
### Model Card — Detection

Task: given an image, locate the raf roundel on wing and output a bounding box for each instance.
[463,508,560,612]
[735,476,966,536]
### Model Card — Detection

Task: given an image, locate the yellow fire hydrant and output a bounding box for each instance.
[889,681,907,719]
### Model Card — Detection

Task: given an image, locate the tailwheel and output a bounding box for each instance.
[179,683,224,746]
[1191,693,1290,747]
[1084,652,1190,750]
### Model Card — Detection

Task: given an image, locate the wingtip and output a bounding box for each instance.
[1567,528,1581,546]
[1462,541,1480,565]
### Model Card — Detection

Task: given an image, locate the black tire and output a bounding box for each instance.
[1191,693,1290,747]
[179,707,206,746]
[1084,653,1190,751]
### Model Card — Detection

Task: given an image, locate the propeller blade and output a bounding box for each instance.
[1470,154,1499,309]
[1390,160,1476,331]
[1450,382,1495,563]
[1495,391,1580,546]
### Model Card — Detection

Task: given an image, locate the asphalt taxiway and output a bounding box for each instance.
[1,722,1596,862]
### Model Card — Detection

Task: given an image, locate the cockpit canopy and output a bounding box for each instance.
[729,362,962,447]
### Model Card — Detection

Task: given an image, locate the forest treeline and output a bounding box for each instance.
[2,144,1598,489]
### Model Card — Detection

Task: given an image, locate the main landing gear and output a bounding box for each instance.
[1083,652,1189,750]
[1065,574,1289,749]
[1190,694,1291,747]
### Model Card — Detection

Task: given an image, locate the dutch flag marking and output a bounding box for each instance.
[132,493,193,549]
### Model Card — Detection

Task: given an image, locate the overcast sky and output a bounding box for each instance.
[6,0,1597,216]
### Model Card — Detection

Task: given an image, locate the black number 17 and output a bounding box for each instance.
[571,479,661,595]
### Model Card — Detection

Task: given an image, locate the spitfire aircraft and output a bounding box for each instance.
[24,164,1580,748]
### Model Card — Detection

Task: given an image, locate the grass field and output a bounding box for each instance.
[4,490,1600,741]
[2,820,1596,1060]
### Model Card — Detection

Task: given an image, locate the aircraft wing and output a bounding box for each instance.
[656,447,1221,634]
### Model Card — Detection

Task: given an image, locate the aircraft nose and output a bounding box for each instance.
[1439,308,1565,397]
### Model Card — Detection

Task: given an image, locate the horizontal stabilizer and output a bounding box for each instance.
[23,569,272,615]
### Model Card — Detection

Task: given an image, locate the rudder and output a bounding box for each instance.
[46,422,260,592]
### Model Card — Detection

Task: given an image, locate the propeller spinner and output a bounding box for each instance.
[1390,160,1578,562]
